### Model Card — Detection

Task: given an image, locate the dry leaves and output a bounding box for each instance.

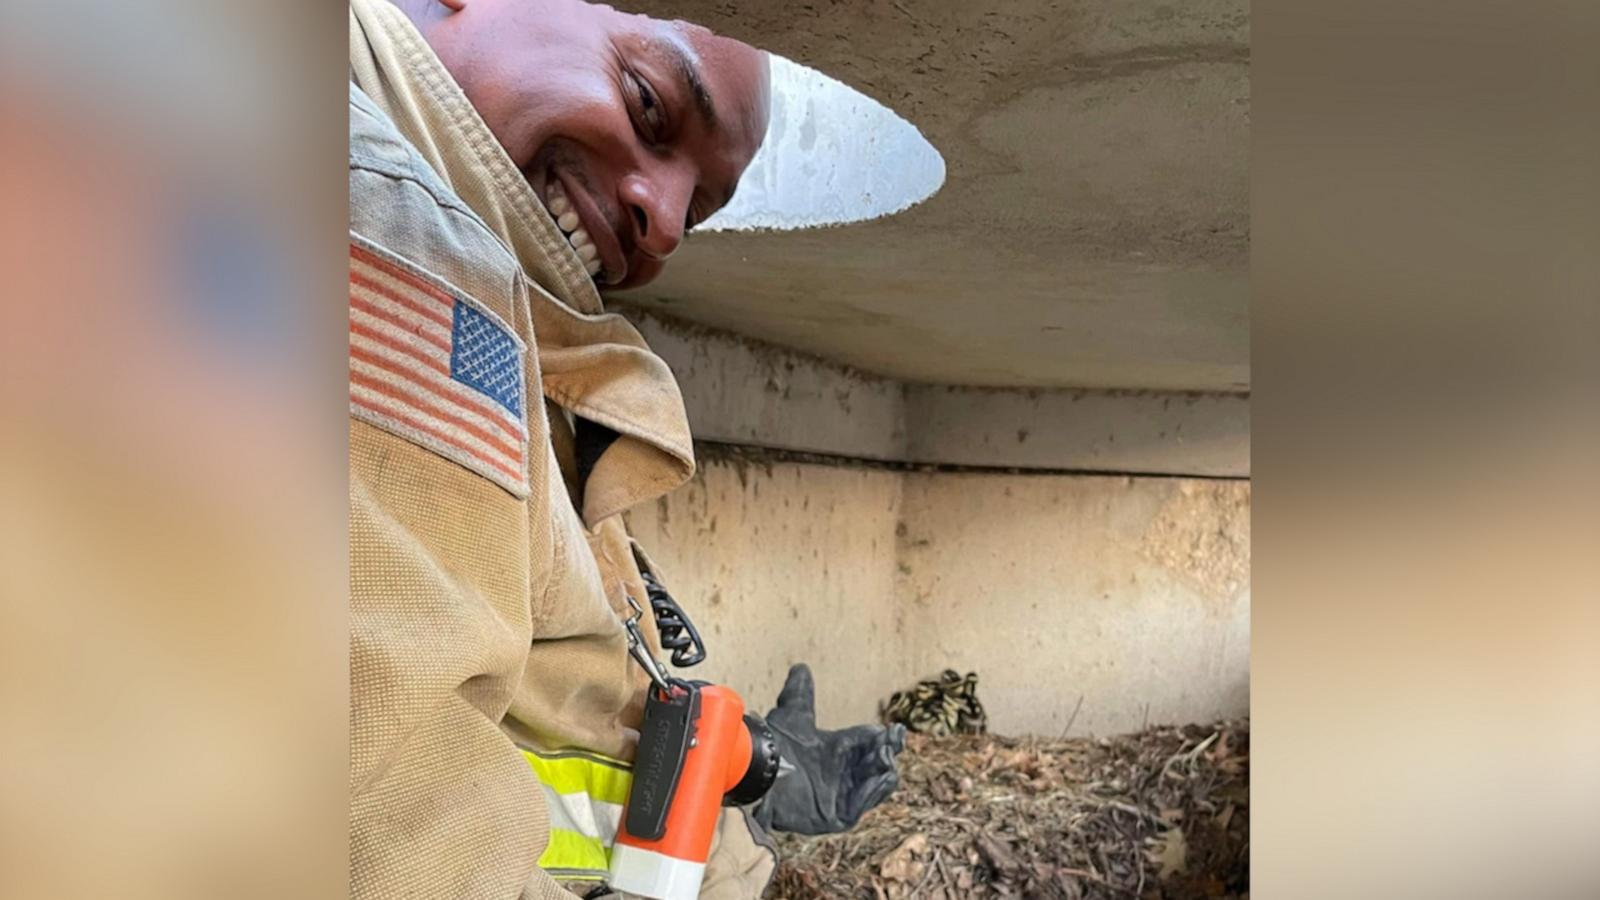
[1145,827,1188,879]
[879,833,929,882]
[769,720,1249,900]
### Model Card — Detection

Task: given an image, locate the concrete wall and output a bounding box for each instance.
[898,473,1250,737]
[620,309,1250,736]
[625,454,914,729]
[904,386,1249,477]
[626,453,1250,735]
[623,307,1250,477]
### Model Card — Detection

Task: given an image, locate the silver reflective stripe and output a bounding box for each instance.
[541,783,625,845]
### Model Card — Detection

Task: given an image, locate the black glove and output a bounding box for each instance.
[752,663,907,835]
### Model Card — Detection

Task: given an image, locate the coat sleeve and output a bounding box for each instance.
[350,432,566,899]
[694,808,780,900]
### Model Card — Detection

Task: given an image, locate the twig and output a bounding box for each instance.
[910,847,941,898]
[1059,694,1085,739]
[1186,731,1220,762]
[934,850,953,895]
[1056,866,1113,886]
[1105,800,1154,820]
[1161,730,1220,780]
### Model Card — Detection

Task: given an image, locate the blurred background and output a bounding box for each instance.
[0,1,348,897]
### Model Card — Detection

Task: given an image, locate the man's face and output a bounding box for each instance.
[415,0,770,290]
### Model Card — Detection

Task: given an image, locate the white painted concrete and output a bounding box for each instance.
[625,308,908,461]
[626,458,911,729]
[626,455,1250,736]
[899,473,1250,736]
[622,0,1249,391]
[617,307,1248,735]
[905,386,1249,476]
[622,307,1250,477]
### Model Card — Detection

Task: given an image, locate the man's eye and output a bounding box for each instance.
[631,73,664,139]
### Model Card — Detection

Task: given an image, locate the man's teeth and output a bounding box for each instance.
[546,181,603,278]
[571,227,600,277]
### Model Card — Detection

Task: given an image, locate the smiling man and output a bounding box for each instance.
[347,1,898,898]
[391,0,768,290]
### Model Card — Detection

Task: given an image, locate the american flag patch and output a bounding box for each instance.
[348,241,529,497]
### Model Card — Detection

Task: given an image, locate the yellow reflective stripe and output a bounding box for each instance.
[521,749,633,807]
[521,747,636,879]
[537,828,609,877]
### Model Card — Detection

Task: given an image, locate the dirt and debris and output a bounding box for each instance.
[769,721,1248,900]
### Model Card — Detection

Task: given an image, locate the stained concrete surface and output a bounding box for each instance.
[626,454,1250,735]
[623,306,1251,476]
[616,0,1249,391]
[626,457,911,728]
[899,472,1250,736]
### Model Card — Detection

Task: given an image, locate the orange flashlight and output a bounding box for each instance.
[608,682,781,900]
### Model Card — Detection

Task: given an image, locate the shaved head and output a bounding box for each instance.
[398,0,770,290]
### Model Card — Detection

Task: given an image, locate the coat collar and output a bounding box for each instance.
[350,0,695,523]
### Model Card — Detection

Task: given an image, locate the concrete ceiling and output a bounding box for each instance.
[615,0,1249,391]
